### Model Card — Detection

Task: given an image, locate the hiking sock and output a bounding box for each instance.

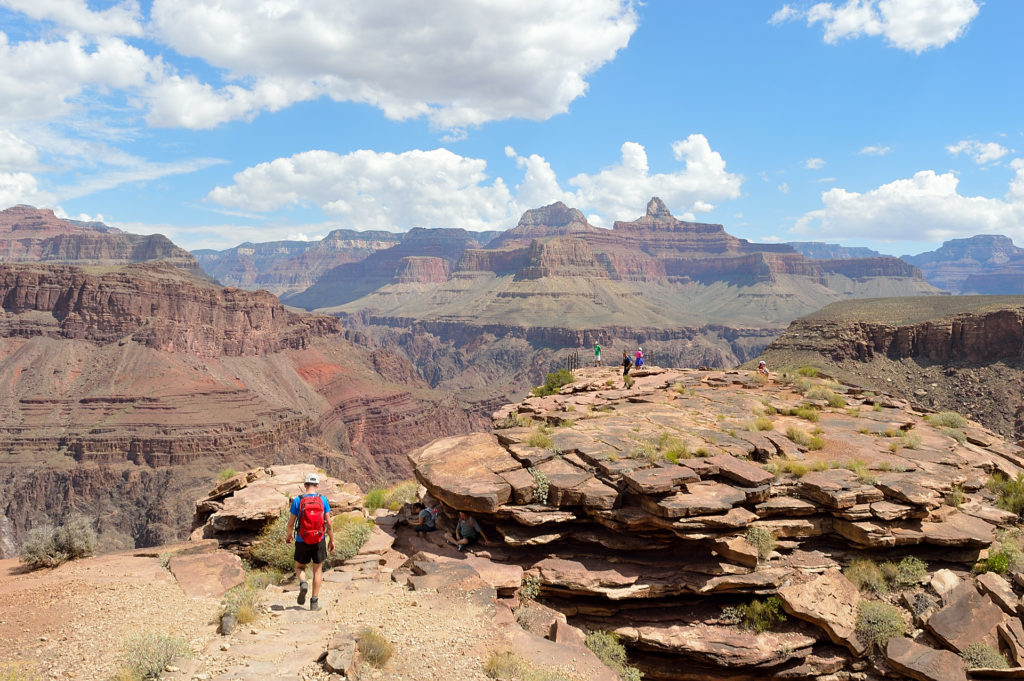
[310,597,320,611]
[297,581,308,605]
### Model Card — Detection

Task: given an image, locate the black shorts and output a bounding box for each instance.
[461,534,479,546]
[294,539,327,565]
[412,524,435,533]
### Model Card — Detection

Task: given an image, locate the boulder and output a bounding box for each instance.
[930,569,961,601]
[999,619,1024,666]
[409,433,516,513]
[706,454,775,487]
[885,636,967,681]
[641,482,746,518]
[777,568,865,655]
[927,583,1007,652]
[711,536,759,568]
[622,465,698,494]
[920,511,995,547]
[977,572,1020,615]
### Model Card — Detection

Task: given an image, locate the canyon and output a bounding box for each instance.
[0,258,482,557]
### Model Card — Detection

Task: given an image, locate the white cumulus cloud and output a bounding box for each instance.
[794,164,1024,243]
[859,145,892,155]
[0,171,54,207]
[805,157,826,170]
[148,0,637,130]
[209,136,744,232]
[0,0,143,37]
[0,129,39,170]
[947,139,1010,165]
[777,0,979,53]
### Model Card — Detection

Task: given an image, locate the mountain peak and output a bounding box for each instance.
[646,196,672,219]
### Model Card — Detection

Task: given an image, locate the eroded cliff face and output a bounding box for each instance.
[903,234,1024,293]
[759,297,1024,442]
[0,262,480,556]
[0,205,203,276]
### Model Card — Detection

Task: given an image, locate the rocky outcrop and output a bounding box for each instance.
[0,205,203,276]
[409,366,1024,680]
[787,242,884,260]
[903,235,1024,294]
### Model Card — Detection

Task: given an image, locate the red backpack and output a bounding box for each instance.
[297,494,326,544]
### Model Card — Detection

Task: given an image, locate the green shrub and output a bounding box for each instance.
[623,374,635,389]
[841,459,876,485]
[364,480,418,512]
[944,483,965,507]
[745,526,775,561]
[931,411,968,428]
[357,628,393,668]
[797,366,819,377]
[222,582,264,624]
[248,510,373,572]
[901,432,922,449]
[722,596,787,633]
[988,473,1024,517]
[751,415,774,431]
[19,514,97,570]
[766,459,808,478]
[942,426,967,444]
[855,601,905,652]
[880,556,928,587]
[974,529,1024,575]
[805,386,845,407]
[527,427,553,449]
[844,558,888,594]
[116,632,190,680]
[790,406,820,422]
[785,427,814,447]
[960,642,1009,669]
[521,574,541,600]
[529,468,550,504]
[584,631,643,681]
[218,467,239,481]
[532,369,575,397]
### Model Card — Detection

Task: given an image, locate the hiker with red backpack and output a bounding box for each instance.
[409,501,439,533]
[285,473,335,611]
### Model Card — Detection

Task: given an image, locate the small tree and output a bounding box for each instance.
[19,515,97,570]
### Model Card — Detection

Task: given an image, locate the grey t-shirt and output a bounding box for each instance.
[456,516,481,539]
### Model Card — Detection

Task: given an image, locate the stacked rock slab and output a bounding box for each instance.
[410,366,1024,680]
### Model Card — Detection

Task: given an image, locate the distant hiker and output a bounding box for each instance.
[447,511,491,551]
[285,473,335,611]
[410,502,438,533]
[622,350,632,376]
[594,343,602,366]
[635,347,644,368]
[758,360,769,377]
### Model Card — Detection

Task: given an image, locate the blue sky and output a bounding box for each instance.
[0,0,1021,255]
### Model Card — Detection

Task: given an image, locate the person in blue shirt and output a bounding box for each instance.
[285,473,335,611]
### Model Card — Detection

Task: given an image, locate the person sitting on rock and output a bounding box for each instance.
[409,502,438,533]
[758,360,770,377]
[285,473,335,611]
[447,511,491,551]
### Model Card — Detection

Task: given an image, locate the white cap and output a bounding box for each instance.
[304,473,320,485]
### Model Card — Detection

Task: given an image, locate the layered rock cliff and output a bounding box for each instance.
[758,296,1024,442]
[0,262,481,556]
[0,205,203,276]
[903,234,1024,294]
[411,366,1024,680]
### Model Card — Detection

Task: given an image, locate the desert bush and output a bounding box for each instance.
[218,467,238,481]
[520,574,541,600]
[930,411,968,428]
[841,459,876,485]
[974,529,1024,575]
[19,514,97,570]
[960,642,1009,669]
[484,651,576,681]
[765,459,808,478]
[357,628,393,668]
[785,427,814,448]
[222,582,264,624]
[527,427,554,449]
[584,631,643,681]
[805,386,845,408]
[945,484,965,507]
[751,415,774,431]
[745,526,775,561]
[789,406,820,422]
[901,432,922,449]
[855,601,905,652]
[722,596,786,633]
[364,480,418,512]
[844,558,888,594]
[529,468,550,504]
[988,473,1024,517]
[797,366,819,377]
[498,413,535,429]
[941,426,967,444]
[532,369,575,397]
[623,374,635,389]
[248,510,373,572]
[116,632,190,680]
[881,556,928,587]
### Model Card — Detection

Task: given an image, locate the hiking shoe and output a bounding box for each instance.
[297,581,308,606]
[310,598,320,611]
